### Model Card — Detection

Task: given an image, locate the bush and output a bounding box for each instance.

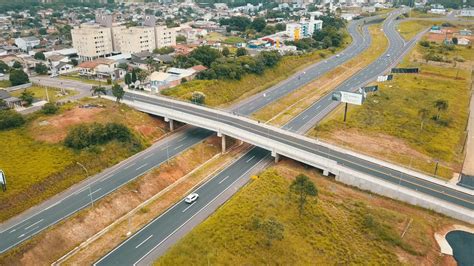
[64,122,134,149]
[41,102,59,114]
[0,110,25,130]
[9,69,29,86]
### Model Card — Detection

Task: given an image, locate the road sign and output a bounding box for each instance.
[332,91,364,105]
[0,170,6,192]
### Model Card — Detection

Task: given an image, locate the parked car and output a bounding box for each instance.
[184,193,199,204]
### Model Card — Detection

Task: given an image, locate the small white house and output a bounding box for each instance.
[14,37,40,52]
[457,38,471,46]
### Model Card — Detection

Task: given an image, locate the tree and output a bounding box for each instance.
[12,61,22,69]
[42,102,59,114]
[189,46,221,67]
[418,108,429,130]
[34,63,48,75]
[112,83,125,103]
[38,28,47,35]
[0,60,9,73]
[0,110,25,130]
[91,86,107,98]
[125,73,132,85]
[137,70,149,82]
[275,23,286,31]
[452,37,458,45]
[222,47,230,57]
[20,90,34,106]
[34,51,46,61]
[9,69,29,86]
[176,35,187,43]
[191,91,205,104]
[118,62,129,70]
[251,17,267,32]
[289,174,318,216]
[434,99,448,120]
[131,71,137,83]
[236,47,248,57]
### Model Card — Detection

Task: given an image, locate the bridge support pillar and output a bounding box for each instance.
[323,169,329,176]
[169,119,174,132]
[221,134,226,154]
[271,150,280,163]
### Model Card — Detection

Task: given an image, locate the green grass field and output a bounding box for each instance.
[397,20,436,40]
[10,86,77,102]
[0,80,11,88]
[223,36,245,44]
[157,167,441,265]
[161,36,351,107]
[312,49,471,178]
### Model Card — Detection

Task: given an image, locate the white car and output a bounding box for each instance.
[386,54,390,57]
[184,193,199,204]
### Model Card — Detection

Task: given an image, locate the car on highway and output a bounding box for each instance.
[184,193,199,204]
[386,54,390,57]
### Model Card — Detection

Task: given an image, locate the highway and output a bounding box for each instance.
[0,14,378,254]
[97,9,472,266]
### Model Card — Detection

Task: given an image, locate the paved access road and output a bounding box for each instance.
[0,15,377,253]
[96,10,474,266]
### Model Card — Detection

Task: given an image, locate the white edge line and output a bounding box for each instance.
[95,151,266,266]
[181,201,196,213]
[132,155,269,266]
[135,234,153,249]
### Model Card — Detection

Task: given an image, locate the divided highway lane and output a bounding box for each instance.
[0,14,376,254]
[284,12,410,133]
[95,148,269,266]
[0,127,213,253]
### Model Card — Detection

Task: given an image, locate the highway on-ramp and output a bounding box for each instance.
[0,14,379,254]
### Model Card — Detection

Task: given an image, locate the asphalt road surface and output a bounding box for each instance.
[0,14,377,254]
[97,9,472,266]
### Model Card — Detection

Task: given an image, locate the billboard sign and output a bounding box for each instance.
[332,91,364,105]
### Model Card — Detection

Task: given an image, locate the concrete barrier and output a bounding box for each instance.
[336,166,474,224]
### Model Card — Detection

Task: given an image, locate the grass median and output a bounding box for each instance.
[253,24,388,126]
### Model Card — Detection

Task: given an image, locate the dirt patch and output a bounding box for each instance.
[324,129,431,161]
[31,107,104,143]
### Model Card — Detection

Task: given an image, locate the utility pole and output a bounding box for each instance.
[343,102,348,122]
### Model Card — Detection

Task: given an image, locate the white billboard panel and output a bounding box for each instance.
[332,91,364,105]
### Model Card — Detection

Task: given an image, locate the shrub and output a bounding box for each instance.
[41,102,59,114]
[191,91,205,104]
[9,69,29,86]
[64,122,134,149]
[0,110,25,130]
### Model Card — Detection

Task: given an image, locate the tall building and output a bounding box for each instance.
[114,26,156,54]
[72,15,177,60]
[71,24,114,60]
[155,26,177,48]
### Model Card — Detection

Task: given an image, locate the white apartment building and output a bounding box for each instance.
[72,23,176,60]
[155,26,177,48]
[71,24,113,60]
[113,26,156,54]
[286,15,323,40]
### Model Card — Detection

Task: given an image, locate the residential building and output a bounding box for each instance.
[155,26,177,48]
[0,89,21,109]
[460,9,474,17]
[113,26,156,54]
[77,58,124,80]
[457,38,471,46]
[71,23,114,60]
[459,29,472,36]
[14,37,40,52]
